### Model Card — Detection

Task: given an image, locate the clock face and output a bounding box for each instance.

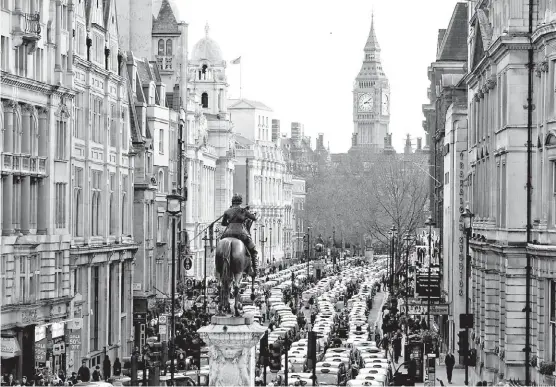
[358,93,373,112]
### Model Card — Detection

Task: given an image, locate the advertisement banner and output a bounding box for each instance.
[35,338,47,363]
[66,318,83,351]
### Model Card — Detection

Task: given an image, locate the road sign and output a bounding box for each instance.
[159,315,168,325]
[183,256,193,271]
[186,279,194,289]
[406,303,449,316]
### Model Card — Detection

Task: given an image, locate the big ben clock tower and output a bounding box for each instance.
[351,14,390,152]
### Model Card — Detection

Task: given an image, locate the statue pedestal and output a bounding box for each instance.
[198,315,267,387]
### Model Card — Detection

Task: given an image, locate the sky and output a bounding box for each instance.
[176,0,465,154]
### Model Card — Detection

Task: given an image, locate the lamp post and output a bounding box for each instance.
[461,206,474,386]
[333,226,336,267]
[202,231,209,314]
[307,227,311,278]
[389,225,397,291]
[166,190,184,386]
[425,216,435,329]
[260,224,267,272]
[269,224,273,269]
[403,233,412,334]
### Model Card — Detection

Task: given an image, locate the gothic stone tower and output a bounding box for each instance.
[351,14,390,152]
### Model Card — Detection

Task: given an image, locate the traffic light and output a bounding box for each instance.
[176,350,187,370]
[457,330,469,356]
[269,343,282,372]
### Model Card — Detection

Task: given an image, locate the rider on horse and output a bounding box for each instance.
[220,193,259,275]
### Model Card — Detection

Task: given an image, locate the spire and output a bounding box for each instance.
[365,11,381,54]
[205,22,210,38]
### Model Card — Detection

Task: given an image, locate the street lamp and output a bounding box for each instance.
[333,226,336,267]
[389,225,397,291]
[307,227,311,278]
[166,190,184,385]
[269,224,273,269]
[461,206,474,386]
[424,216,435,330]
[403,233,412,334]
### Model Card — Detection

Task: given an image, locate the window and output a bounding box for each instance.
[0,256,8,305]
[75,24,85,56]
[166,39,172,56]
[55,120,67,160]
[1,36,8,71]
[158,39,165,55]
[109,173,116,235]
[201,93,208,108]
[12,178,21,230]
[91,170,102,236]
[34,48,43,81]
[158,170,164,192]
[121,109,128,150]
[156,214,164,243]
[159,129,164,154]
[74,92,84,139]
[91,266,100,351]
[108,263,114,345]
[15,45,26,76]
[551,281,556,361]
[121,174,128,234]
[55,183,66,228]
[94,33,103,64]
[73,167,83,236]
[444,172,449,185]
[110,104,117,147]
[30,180,37,229]
[91,97,103,143]
[55,252,64,298]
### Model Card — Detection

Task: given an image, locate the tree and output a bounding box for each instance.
[305,152,429,260]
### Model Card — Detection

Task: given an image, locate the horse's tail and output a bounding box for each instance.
[221,238,232,280]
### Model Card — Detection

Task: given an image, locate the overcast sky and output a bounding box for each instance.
[176,0,465,153]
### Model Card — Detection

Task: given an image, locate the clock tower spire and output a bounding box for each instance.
[351,11,390,152]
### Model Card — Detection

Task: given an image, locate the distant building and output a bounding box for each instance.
[272,119,280,142]
[292,177,307,260]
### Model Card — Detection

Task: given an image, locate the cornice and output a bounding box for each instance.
[1,71,76,98]
[74,56,123,84]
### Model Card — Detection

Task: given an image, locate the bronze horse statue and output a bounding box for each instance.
[214,218,255,316]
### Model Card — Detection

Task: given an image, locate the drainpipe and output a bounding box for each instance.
[525,1,534,385]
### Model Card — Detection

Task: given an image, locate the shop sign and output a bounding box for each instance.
[35,338,47,362]
[458,151,466,297]
[1,337,20,357]
[51,322,65,338]
[35,325,46,342]
[407,303,449,316]
[66,330,81,351]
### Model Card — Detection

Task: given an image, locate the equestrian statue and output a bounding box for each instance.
[214,194,259,316]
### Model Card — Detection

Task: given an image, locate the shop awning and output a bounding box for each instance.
[1,337,21,358]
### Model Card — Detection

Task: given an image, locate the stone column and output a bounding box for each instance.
[67,0,74,73]
[20,176,30,234]
[198,316,266,387]
[37,177,48,234]
[55,0,62,72]
[37,108,48,157]
[21,105,32,154]
[3,100,15,153]
[2,175,14,236]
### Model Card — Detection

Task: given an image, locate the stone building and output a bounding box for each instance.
[460,0,556,383]
[421,1,468,356]
[187,23,235,278]
[292,177,307,260]
[68,0,137,371]
[350,13,390,153]
[229,99,289,264]
[1,0,74,379]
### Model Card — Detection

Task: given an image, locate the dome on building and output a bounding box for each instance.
[190,23,224,63]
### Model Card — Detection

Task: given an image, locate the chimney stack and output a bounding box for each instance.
[417,137,422,150]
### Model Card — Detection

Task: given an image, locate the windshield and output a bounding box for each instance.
[317,372,337,385]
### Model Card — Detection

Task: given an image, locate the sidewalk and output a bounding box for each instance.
[414,363,467,387]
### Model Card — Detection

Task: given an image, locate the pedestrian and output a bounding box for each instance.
[445,350,455,384]
[77,360,90,382]
[393,332,402,363]
[91,366,101,382]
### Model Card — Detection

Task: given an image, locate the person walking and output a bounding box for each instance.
[445,351,456,384]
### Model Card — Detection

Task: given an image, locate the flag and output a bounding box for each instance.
[231,56,241,65]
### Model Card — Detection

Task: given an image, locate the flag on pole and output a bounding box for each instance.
[231,56,241,65]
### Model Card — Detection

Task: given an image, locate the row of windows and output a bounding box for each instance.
[157,39,173,56]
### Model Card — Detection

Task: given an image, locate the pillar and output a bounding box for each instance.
[20,176,30,234]
[3,100,15,153]
[55,0,62,72]
[37,178,48,234]
[21,105,32,154]
[67,0,74,73]
[2,175,14,235]
[198,316,266,387]
[37,108,48,156]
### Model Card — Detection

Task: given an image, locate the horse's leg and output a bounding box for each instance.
[233,272,243,317]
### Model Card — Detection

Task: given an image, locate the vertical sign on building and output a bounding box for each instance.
[65,318,83,351]
[35,326,47,365]
[458,151,466,297]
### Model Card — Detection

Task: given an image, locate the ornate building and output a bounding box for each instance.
[228,99,289,264]
[187,24,235,277]
[1,0,74,379]
[351,14,390,152]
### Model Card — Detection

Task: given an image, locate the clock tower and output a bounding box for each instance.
[352,13,390,152]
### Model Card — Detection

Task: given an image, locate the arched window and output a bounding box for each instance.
[166,39,172,56]
[201,92,208,108]
[158,39,165,55]
[158,170,164,192]
[91,192,98,235]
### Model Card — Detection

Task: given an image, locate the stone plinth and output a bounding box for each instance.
[198,315,267,387]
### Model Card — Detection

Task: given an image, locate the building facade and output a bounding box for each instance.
[229,99,288,264]
[351,14,390,152]
[292,177,307,260]
[422,1,468,356]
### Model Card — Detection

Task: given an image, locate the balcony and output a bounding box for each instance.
[0,154,47,176]
[156,56,173,71]
[12,12,41,52]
